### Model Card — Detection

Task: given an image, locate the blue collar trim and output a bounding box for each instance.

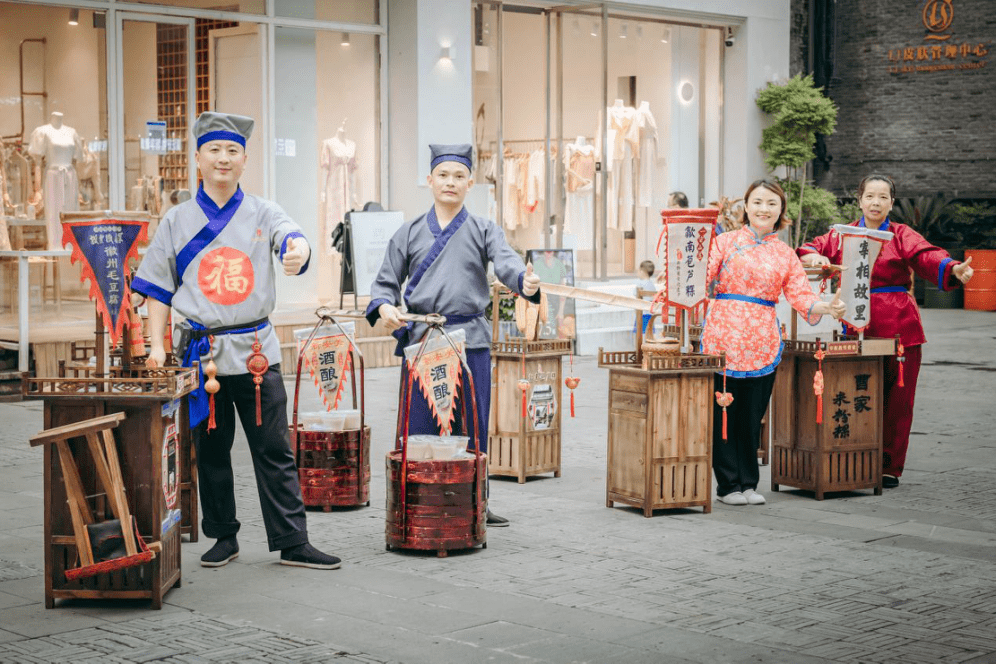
[175,185,245,284]
[858,216,890,231]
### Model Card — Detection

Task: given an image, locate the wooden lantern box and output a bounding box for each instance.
[598,350,719,516]
[24,363,196,608]
[768,337,893,500]
[489,337,571,483]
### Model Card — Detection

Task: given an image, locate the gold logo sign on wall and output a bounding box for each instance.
[922,0,953,39]
[887,0,989,74]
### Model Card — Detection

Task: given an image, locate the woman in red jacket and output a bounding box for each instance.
[798,175,974,488]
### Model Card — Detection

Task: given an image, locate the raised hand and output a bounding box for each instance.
[952,256,974,284]
[828,288,846,320]
[281,236,311,276]
[522,262,540,297]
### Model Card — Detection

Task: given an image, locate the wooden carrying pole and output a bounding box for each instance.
[538,282,653,312]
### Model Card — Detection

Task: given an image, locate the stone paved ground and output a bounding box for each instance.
[1,310,994,663]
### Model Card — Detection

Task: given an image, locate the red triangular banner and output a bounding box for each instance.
[62,218,148,345]
[302,334,352,410]
[410,345,463,435]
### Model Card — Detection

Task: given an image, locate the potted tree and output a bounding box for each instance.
[889,195,962,308]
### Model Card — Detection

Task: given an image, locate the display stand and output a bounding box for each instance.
[385,316,487,557]
[488,285,571,483]
[599,348,719,516]
[290,308,371,509]
[23,211,195,607]
[768,335,892,500]
[765,264,893,500]
[24,350,195,608]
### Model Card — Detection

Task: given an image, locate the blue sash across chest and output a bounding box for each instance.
[394,206,478,355]
[175,185,245,283]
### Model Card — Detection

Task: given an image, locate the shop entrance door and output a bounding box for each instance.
[112,14,196,215]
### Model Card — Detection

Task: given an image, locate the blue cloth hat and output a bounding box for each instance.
[194,111,254,149]
[429,143,473,173]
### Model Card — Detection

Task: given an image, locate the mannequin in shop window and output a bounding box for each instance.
[564,136,595,249]
[320,119,359,256]
[605,99,636,231]
[28,111,84,249]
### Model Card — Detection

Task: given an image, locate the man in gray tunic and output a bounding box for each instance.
[133,112,340,570]
[366,143,541,527]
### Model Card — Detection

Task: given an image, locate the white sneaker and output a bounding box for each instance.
[718,491,748,506]
[743,489,766,505]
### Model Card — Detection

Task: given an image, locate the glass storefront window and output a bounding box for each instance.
[0,3,109,250]
[275,0,379,24]
[273,26,381,305]
[474,4,723,278]
[130,0,266,15]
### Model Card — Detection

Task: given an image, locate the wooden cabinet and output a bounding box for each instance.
[488,338,571,483]
[26,366,195,608]
[769,338,892,500]
[600,351,718,516]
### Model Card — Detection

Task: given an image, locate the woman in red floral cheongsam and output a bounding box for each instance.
[702,179,846,506]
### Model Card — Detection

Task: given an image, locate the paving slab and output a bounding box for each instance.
[0,309,994,663]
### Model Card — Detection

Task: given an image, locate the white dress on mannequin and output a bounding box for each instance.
[564,138,595,249]
[29,115,83,249]
[606,101,635,231]
[320,132,358,256]
[631,101,660,208]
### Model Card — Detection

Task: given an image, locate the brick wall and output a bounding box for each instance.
[791,0,808,77]
[815,0,995,198]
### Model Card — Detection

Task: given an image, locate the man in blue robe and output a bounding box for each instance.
[366,143,541,527]
[134,112,340,570]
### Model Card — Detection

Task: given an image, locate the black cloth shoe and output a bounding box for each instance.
[200,536,239,567]
[486,509,509,527]
[280,543,341,570]
[882,475,899,489]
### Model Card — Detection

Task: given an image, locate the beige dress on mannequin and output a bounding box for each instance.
[29,114,83,249]
[320,131,358,256]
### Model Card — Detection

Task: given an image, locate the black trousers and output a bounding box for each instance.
[194,364,309,551]
[712,371,776,497]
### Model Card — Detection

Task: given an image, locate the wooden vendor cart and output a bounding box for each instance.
[768,335,893,500]
[599,349,719,516]
[763,258,894,500]
[488,285,571,483]
[23,210,194,608]
[24,359,196,608]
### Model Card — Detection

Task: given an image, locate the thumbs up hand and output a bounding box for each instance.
[952,255,974,284]
[282,236,311,276]
[827,288,846,320]
[522,262,541,297]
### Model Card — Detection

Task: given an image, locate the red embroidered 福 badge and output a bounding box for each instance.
[198,247,254,305]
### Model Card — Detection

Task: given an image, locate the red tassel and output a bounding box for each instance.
[255,384,262,426]
[722,407,727,440]
[570,391,575,418]
[813,348,826,425]
[522,390,527,418]
[208,393,217,431]
[896,341,905,388]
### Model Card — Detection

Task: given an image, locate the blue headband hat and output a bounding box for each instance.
[429,143,473,173]
[194,111,254,149]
